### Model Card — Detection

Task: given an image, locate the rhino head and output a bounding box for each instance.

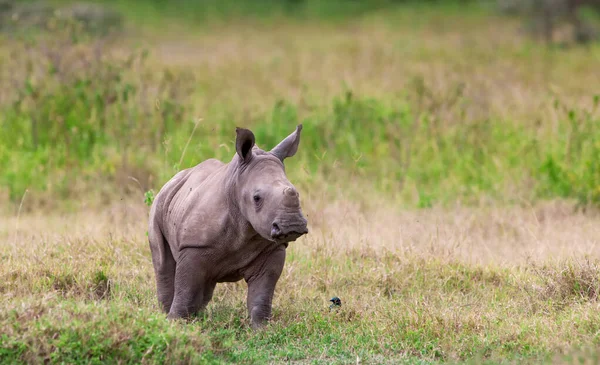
[231,124,308,244]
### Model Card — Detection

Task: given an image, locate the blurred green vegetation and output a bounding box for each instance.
[0,0,599,211]
[92,0,479,23]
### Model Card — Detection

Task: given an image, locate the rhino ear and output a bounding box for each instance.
[235,127,255,163]
[270,124,302,162]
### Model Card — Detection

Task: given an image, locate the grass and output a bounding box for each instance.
[2,200,600,363]
[2,0,600,363]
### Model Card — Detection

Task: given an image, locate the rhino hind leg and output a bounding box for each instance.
[156,243,176,313]
[168,248,214,319]
[149,226,176,314]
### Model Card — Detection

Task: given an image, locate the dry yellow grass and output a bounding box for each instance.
[3,195,599,276]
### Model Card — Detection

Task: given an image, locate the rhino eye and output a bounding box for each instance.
[253,194,261,203]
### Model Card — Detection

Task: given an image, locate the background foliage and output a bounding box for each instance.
[1,0,599,211]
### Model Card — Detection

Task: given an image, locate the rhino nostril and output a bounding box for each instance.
[271,222,281,236]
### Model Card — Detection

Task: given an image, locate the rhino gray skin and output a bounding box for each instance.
[148,125,308,328]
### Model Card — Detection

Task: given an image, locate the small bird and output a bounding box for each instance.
[329,296,342,310]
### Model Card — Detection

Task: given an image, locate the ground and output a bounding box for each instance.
[3,198,600,363]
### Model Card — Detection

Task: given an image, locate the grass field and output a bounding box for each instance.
[2,1,600,363]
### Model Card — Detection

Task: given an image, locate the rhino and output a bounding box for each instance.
[148,125,308,328]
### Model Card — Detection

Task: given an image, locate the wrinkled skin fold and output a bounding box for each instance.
[148,125,308,328]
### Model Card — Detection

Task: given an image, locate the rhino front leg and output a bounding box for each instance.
[246,248,286,329]
[168,248,215,319]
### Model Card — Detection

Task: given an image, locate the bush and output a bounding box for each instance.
[0,18,195,202]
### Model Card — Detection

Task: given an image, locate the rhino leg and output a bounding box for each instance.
[245,248,286,329]
[168,248,214,319]
[149,226,176,314]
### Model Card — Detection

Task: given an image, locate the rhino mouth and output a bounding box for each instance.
[271,231,307,243]
[270,223,308,244]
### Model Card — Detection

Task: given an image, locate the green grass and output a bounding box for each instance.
[58,0,482,28]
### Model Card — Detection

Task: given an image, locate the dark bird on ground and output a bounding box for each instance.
[329,296,341,310]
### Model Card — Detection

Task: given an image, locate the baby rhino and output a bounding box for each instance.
[148,125,308,328]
